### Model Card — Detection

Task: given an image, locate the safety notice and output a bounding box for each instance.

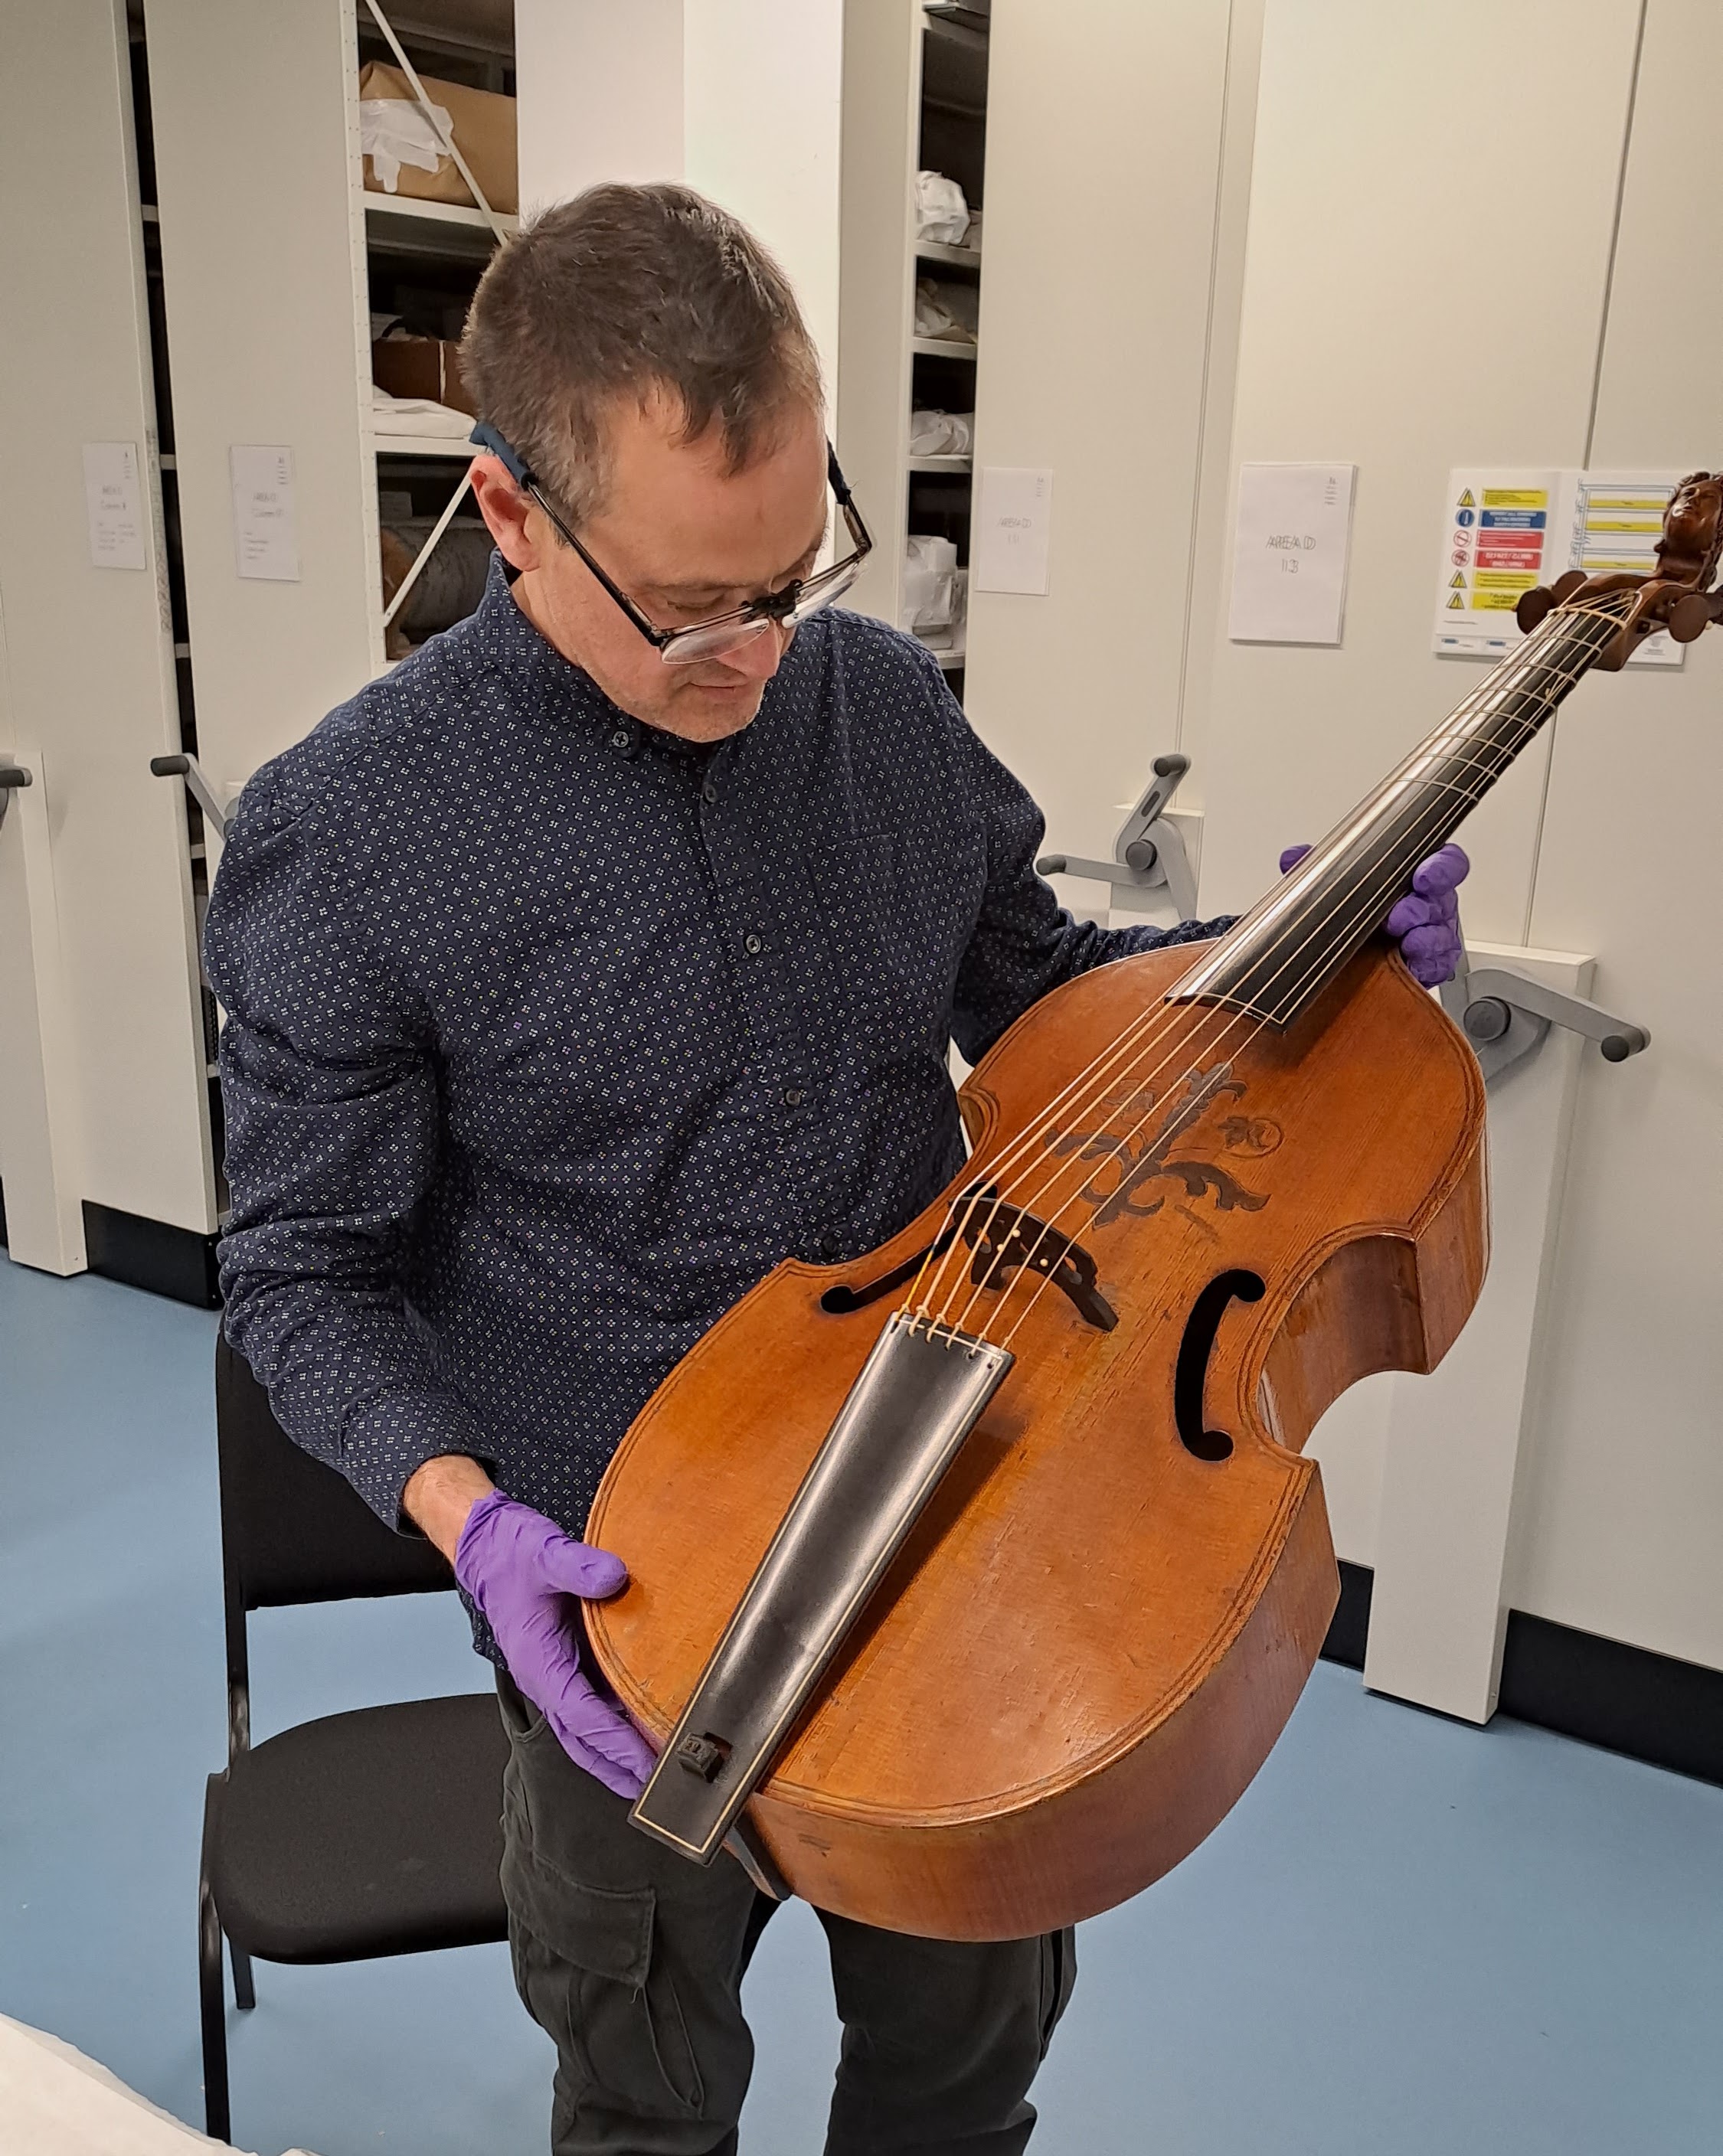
[1433,470,1559,656]
[1432,466,1686,665]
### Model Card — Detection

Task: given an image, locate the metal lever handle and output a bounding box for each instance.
[1442,954,1649,1083]
[1035,753,1198,920]
[151,753,233,841]
[0,760,31,828]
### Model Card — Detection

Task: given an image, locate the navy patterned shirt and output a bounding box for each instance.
[205,561,1228,1613]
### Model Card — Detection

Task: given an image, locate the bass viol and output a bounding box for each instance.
[587,475,1723,1940]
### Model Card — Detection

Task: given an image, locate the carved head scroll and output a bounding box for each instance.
[1515,470,1723,666]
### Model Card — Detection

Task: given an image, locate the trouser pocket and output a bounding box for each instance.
[504,1837,707,2118]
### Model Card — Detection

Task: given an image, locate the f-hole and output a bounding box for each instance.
[1175,1270,1265,1462]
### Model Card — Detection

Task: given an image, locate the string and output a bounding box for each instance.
[911,605,1624,1321]
[902,601,1627,1343]
[964,606,1627,1350]
[909,615,1614,1333]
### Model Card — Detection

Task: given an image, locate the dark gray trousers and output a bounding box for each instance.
[497,1676,1077,2156]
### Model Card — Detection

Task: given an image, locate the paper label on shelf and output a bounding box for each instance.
[1228,463,1355,645]
[1434,466,1686,665]
[230,446,300,582]
[82,443,146,571]
[973,469,1053,596]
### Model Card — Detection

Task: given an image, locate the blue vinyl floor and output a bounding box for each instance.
[3,1253,1721,2155]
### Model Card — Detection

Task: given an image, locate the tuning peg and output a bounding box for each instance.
[1666,588,1722,643]
[1515,569,1587,634]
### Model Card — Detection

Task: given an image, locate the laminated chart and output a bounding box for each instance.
[1434,467,1689,664]
[1564,472,1684,666]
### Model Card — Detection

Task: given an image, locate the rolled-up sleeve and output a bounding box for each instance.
[946,688,1232,1067]
[203,768,491,1527]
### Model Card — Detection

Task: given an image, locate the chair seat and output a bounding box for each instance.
[208,1694,509,1963]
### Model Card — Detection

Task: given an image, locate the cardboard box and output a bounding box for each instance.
[359,60,518,218]
[372,336,477,416]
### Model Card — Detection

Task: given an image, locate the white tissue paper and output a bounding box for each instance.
[909,410,975,458]
[360,96,454,193]
[915,171,972,247]
[903,534,960,634]
[914,279,979,345]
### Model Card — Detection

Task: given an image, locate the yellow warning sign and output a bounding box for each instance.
[1447,593,1466,610]
[1449,570,1466,588]
[1474,570,1538,592]
[1483,488,1548,508]
[1472,590,1521,611]
[1457,489,1476,508]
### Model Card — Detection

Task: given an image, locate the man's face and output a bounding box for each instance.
[469,391,829,741]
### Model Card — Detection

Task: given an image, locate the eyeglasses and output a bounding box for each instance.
[469,421,874,666]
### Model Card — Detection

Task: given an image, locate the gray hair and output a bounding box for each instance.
[460,181,823,522]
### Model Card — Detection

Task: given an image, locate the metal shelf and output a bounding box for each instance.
[908,454,973,472]
[363,190,516,255]
[372,432,476,459]
[916,240,981,271]
[915,639,966,671]
[911,336,978,361]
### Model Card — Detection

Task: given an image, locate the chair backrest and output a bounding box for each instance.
[214,1334,454,1614]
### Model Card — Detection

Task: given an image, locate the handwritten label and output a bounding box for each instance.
[82,443,146,570]
[973,468,1054,596]
[230,445,300,582]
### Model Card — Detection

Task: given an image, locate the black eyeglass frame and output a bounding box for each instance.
[469,422,873,662]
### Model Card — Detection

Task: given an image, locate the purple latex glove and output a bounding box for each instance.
[454,1491,658,1798]
[1280,841,1470,988]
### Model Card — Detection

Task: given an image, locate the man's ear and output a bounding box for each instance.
[469,456,542,573]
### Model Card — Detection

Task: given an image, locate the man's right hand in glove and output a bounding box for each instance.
[405,1458,657,1798]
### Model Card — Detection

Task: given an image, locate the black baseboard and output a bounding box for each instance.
[1319,1560,1723,1789]
[82,1200,221,1309]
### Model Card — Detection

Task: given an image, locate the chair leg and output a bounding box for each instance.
[199,1775,232,2143]
[199,1872,232,2143]
[230,1939,255,2011]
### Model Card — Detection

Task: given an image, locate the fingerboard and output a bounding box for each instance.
[1170,599,1632,1027]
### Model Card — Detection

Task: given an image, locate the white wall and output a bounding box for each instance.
[1509,0,1723,1668]
[1188,0,1723,1674]
[515,0,843,416]
[515,0,685,202]
[963,0,1264,870]
[0,0,214,1249]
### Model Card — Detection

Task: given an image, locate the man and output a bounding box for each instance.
[204,184,1464,2156]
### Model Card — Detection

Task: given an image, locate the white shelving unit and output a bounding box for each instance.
[839,2,988,695]
[0,0,217,1275]
[149,0,513,789]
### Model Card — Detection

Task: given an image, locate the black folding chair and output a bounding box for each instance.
[199,1336,508,2142]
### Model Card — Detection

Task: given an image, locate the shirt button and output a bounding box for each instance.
[610,727,632,751]
[743,932,763,956]
[815,1231,841,1261]
[702,779,718,805]
[783,1086,804,1106]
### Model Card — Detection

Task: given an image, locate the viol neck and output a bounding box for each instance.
[1170,595,1635,1026]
